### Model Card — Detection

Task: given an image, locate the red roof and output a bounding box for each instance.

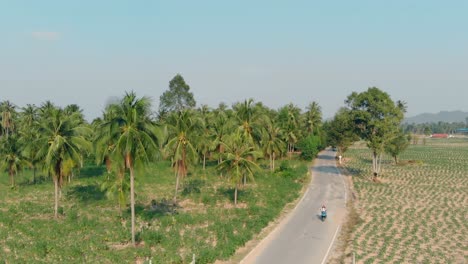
[431,134,448,138]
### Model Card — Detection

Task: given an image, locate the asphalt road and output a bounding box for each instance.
[242,149,347,264]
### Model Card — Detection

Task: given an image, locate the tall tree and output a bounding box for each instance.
[326,108,359,157]
[109,92,159,246]
[158,74,196,117]
[36,109,92,218]
[217,133,261,205]
[164,109,202,202]
[346,87,405,180]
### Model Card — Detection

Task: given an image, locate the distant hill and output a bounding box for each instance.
[404,111,468,124]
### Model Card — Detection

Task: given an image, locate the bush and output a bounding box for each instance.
[297,135,323,160]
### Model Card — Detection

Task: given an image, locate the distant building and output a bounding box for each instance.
[455,128,468,134]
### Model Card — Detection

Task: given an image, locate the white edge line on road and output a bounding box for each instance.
[240,168,313,264]
[321,224,342,264]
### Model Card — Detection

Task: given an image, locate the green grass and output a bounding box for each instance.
[343,138,468,263]
[0,159,309,263]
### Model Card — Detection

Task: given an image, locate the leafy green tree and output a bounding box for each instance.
[0,135,29,187]
[109,92,160,245]
[217,133,261,205]
[385,130,411,164]
[297,134,322,160]
[346,87,405,180]
[165,109,203,202]
[158,74,196,117]
[326,108,359,157]
[36,109,92,218]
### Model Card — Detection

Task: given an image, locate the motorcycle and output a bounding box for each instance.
[321,210,327,222]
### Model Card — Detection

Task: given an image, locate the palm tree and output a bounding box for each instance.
[109,92,159,246]
[94,106,128,214]
[278,104,301,157]
[165,109,202,203]
[217,133,260,205]
[94,105,121,174]
[0,100,17,138]
[36,109,91,218]
[38,100,57,120]
[261,120,285,172]
[19,104,40,183]
[210,108,235,165]
[197,105,212,170]
[304,102,322,134]
[233,99,266,147]
[0,135,29,187]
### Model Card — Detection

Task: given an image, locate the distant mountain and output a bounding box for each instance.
[404,111,468,124]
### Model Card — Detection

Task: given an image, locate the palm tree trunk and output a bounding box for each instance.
[9,166,14,187]
[174,163,180,203]
[129,165,136,246]
[234,185,238,205]
[273,152,276,172]
[203,154,206,170]
[54,178,59,218]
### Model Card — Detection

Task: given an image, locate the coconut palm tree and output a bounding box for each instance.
[93,105,129,214]
[19,104,40,183]
[0,100,17,138]
[210,108,235,165]
[109,92,159,246]
[36,109,92,218]
[304,102,322,135]
[233,99,266,147]
[217,132,261,205]
[165,109,203,203]
[278,104,301,157]
[261,120,285,172]
[197,105,212,170]
[0,135,29,187]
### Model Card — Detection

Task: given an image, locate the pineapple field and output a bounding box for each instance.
[342,138,467,263]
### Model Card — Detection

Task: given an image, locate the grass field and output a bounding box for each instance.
[0,159,309,263]
[342,138,468,263]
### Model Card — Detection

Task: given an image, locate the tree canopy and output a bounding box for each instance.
[158,74,196,118]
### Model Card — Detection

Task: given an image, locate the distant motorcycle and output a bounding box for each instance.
[321,210,327,222]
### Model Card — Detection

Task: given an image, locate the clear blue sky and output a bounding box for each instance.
[1,1,467,120]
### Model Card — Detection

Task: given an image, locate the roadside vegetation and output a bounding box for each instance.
[0,74,325,263]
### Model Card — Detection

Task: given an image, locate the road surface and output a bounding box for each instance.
[242,149,347,264]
